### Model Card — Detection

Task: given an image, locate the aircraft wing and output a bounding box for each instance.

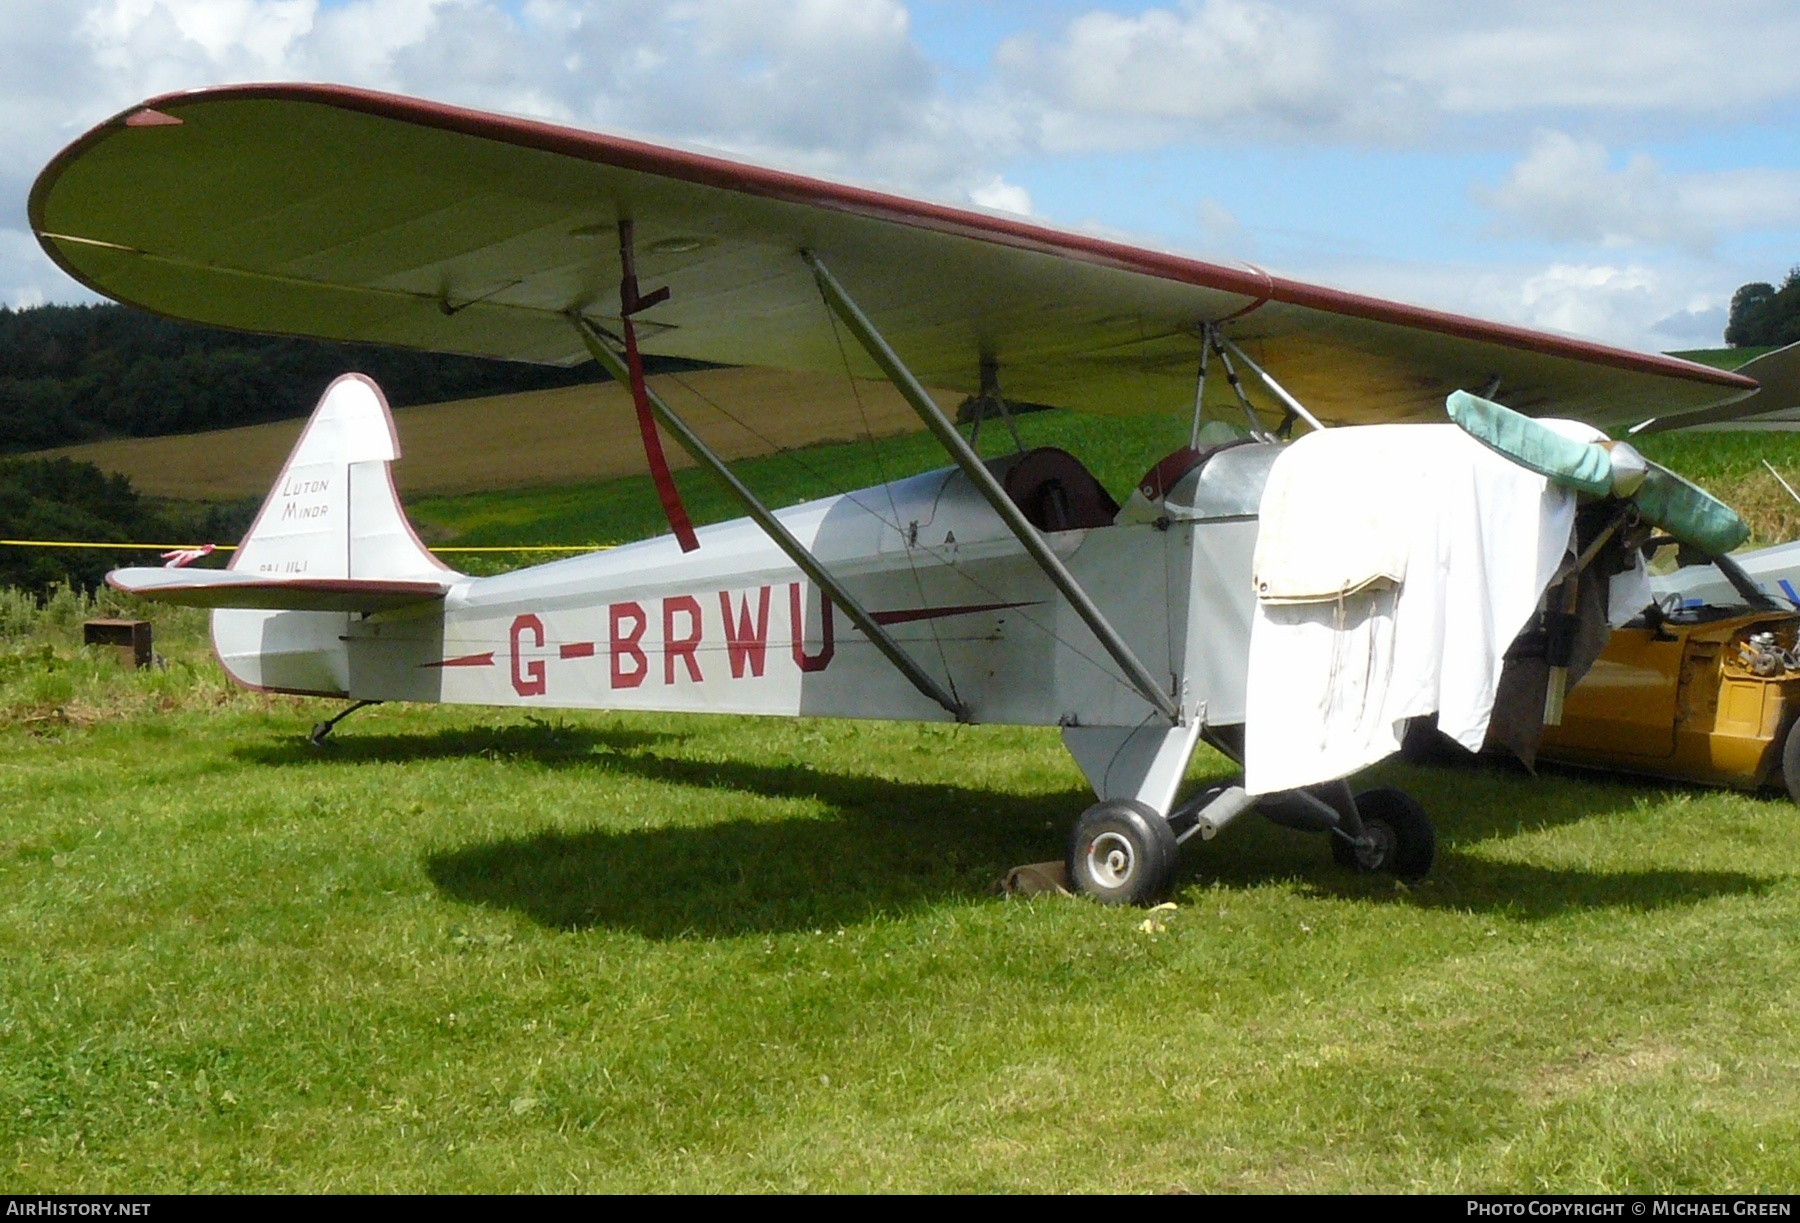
[32,83,1758,431]
[1630,341,1800,433]
[108,566,452,612]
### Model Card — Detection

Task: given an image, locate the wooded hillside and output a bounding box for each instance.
[0,302,620,451]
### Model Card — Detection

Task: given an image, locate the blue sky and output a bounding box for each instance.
[2,0,1796,351]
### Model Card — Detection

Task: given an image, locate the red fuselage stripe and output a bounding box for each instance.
[870,600,1036,626]
[424,652,495,668]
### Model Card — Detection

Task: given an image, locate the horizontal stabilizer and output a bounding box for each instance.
[108,566,451,612]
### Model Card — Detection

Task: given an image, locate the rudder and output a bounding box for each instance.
[214,373,452,695]
[232,373,448,582]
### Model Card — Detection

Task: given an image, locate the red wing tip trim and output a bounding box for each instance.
[870,600,1039,626]
[422,652,496,669]
[123,109,182,128]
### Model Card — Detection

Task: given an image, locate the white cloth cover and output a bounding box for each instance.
[1243,424,1576,796]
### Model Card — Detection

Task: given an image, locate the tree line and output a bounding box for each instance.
[1727,268,1800,349]
[0,300,720,591]
[0,301,613,452]
[0,454,252,592]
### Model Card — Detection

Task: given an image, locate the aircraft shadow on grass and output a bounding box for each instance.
[327,724,1770,939]
[235,720,679,767]
[423,750,1074,939]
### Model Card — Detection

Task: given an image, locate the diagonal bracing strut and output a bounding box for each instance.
[1211,332,1326,434]
[804,250,1183,725]
[569,313,969,722]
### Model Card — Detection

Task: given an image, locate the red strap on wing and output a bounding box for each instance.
[618,218,698,553]
[622,317,699,553]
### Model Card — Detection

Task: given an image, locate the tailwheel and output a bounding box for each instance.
[1068,799,1180,905]
[1331,787,1435,881]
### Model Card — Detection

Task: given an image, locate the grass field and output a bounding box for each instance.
[390,411,1800,565]
[404,401,1194,552]
[7,391,1800,1191]
[1666,347,1775,370]
[35,347,1800,557]
[42,367,945,501]
[1,594,1798,1191]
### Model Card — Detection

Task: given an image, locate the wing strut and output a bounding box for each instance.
[1214,332,1327,434]
[804,250,1183,725]
[569,313,969,722]
[1188,332,1213,449]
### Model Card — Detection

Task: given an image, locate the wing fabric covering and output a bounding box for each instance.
[1633,341,1800,433]
[32,84,1756,431]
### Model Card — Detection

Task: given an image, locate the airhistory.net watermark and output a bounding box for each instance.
[4,1203,151,1217]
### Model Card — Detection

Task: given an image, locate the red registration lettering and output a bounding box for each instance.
[610,602,648,688]
[789,582,834,673]
[510,614,546,697]
[719,586,771,679]
[663,595,704,684]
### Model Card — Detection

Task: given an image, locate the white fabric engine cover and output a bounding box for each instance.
[1243,424,1577,796]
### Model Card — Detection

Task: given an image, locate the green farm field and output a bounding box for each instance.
[392,405,1800,560]
[2,592,1799,1192]
[5,400,1800,1190]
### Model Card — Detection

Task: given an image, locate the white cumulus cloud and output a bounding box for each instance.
[1391,0,1800,122]
[1,0,1796,352]
[995,0,1419,149]
[1482,131,1800,252]
[1327,254,1737,351]
[969,175,1033,216]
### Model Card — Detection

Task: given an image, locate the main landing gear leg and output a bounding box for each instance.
[309,699,379,748]
[1060,722,1209,905]
[1064,781,1263,905]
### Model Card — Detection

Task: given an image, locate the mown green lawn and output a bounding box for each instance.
[6,418,1800,1191]
[1,640,1797,1191]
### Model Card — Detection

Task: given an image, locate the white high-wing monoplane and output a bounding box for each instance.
[31,86,1773,903]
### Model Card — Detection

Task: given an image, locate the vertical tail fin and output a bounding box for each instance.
[208,373,451,696]
[232,373,450,581]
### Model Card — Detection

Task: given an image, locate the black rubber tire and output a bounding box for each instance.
[1782,718,1800,806]
[1334,787,1435,881]
[1067,799,1180,905]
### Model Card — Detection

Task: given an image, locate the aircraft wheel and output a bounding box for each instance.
[1781,718,1800,806]
[1068,800,1179,905]
[1333,787,1435,881]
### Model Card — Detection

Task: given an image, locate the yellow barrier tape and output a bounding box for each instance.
[1,540,610,553]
